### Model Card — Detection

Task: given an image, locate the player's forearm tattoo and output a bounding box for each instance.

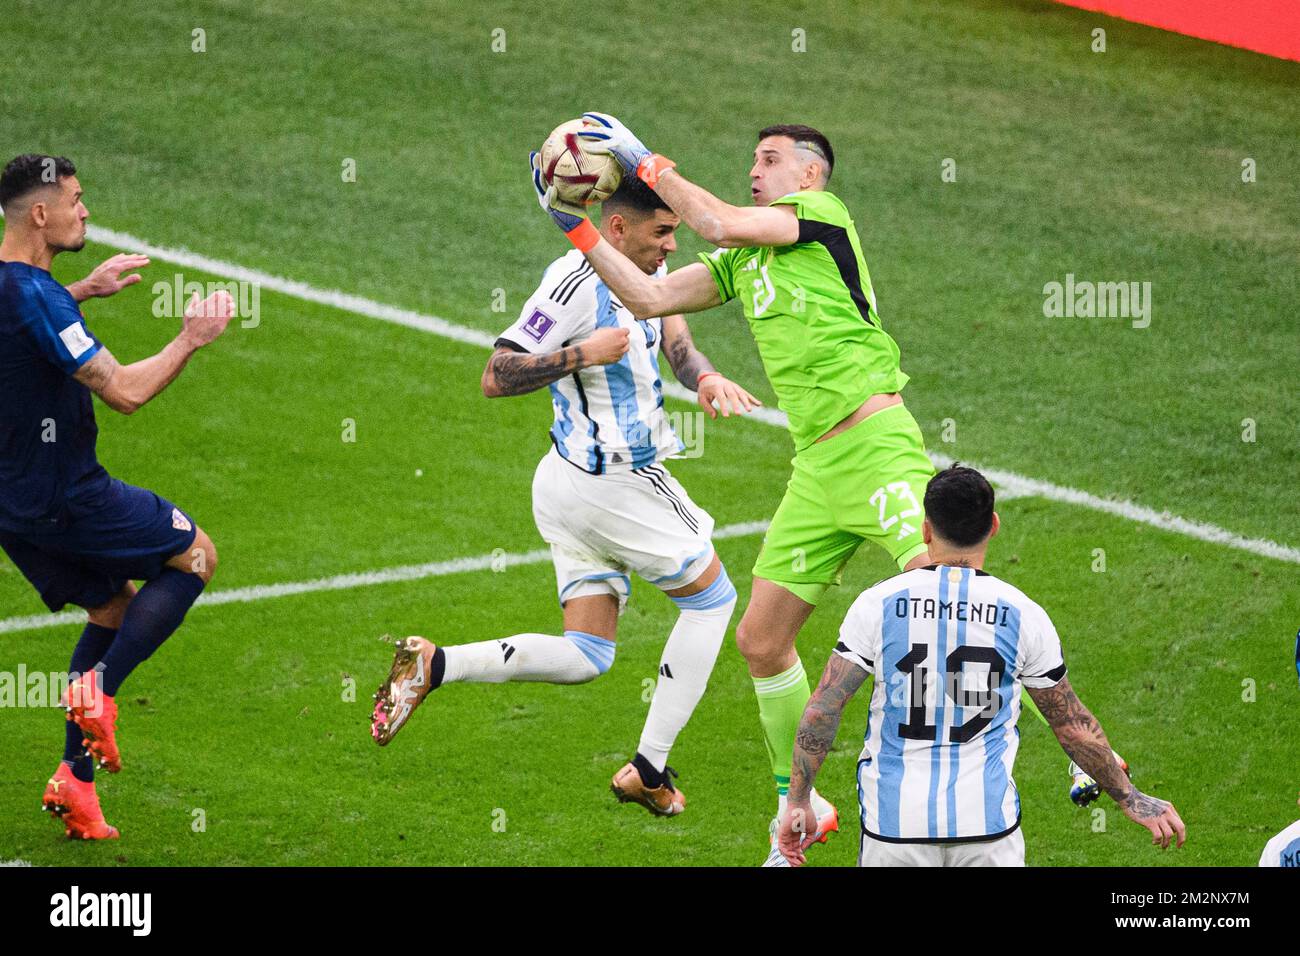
[788,655,869,802]
[663,323,713,390]
[1030,677,1135,805]
[485,346,583,396]
[72,348,119,393]
[1117,789,1173,820]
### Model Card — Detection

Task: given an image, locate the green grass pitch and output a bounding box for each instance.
[0,0,1296,865]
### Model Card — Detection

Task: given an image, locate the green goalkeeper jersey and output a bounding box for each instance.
[698,190,909,451]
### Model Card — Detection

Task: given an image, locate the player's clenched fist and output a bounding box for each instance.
[181,289,235,348]
[581,326,630,366]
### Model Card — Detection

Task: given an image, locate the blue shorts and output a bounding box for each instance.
[0,479,198,612]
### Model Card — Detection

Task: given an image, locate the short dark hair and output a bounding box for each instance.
[0,154,76,212]
[602,175,671,217]
[758,124,834,181]
[924,464,995,548]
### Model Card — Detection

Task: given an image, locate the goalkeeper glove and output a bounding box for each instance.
[529,150,600,252]
[577,112,677,188]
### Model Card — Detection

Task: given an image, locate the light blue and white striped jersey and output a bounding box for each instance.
[1259,819,1300,867]
[835,565,1067,843]
[497,249,683,473]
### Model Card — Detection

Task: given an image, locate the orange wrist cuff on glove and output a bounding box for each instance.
[636,154,677,189]
[564,218,601,253]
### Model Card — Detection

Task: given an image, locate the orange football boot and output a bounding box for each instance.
[42,763,119,840]
[64,669,121,773]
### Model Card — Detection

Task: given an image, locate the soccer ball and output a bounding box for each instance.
[539,118,623,207]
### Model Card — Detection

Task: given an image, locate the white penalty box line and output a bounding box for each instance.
[0,224,1295,636]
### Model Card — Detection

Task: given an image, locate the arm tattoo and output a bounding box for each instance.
[485,345,584,397]
[661,318,713,390]
[72,347,120,394]
[1028,677,1136,806]
[788,654,869,802]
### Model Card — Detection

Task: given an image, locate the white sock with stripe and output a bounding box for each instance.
[636,566,737,771]
[441,630,615,685]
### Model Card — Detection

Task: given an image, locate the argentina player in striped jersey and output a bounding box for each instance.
[1259,792,1300,867]
[371,178,762,818]
[777,466,1186,865]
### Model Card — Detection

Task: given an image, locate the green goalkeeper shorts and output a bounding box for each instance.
[752,403,934,606]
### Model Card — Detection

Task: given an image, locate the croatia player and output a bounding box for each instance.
[370,178,760,817]
[776,465,1186,866]
[0,155,232,839]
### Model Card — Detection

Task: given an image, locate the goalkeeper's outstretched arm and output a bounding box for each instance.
[651,169,799,249]
[529,142,727,319]
[574,112,799,248]
[582,243,723,320]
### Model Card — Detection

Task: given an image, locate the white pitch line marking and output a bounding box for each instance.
[71,222,1295,563]
[0,521,773,635]
[0,221,1293,636]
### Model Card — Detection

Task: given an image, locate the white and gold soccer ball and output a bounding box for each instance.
[538,118,623,207]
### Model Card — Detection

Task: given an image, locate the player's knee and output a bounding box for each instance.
[202,538,218,582]
[187,529,218,584]
[734,614,784,670]
[671,564,738,626]
[86,584,137,630]
[564,630,616,680]
[734,614,762,661]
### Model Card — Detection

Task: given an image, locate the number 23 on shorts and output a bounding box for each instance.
[870,481,922,542]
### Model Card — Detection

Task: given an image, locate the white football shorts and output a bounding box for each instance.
[532,446,716,611]
[858,827,1026,867]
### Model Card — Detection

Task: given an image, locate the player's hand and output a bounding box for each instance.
[697,373,762,419]
[777,799,818,866]
[576,112,651,177]
[181,289,235,348]
[529,150,588,232]
[1120,790,1186,850]
[580,327,630,366]
[73,253,151,299]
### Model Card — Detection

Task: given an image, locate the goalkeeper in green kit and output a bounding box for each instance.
[530,114,934,865]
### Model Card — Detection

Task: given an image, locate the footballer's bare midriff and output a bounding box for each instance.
[814,393,903,444]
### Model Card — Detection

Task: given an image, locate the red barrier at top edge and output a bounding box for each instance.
[1052,0,1300,62]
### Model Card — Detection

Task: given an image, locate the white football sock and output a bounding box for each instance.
[442,630,615,685]
[636,566,737,772]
